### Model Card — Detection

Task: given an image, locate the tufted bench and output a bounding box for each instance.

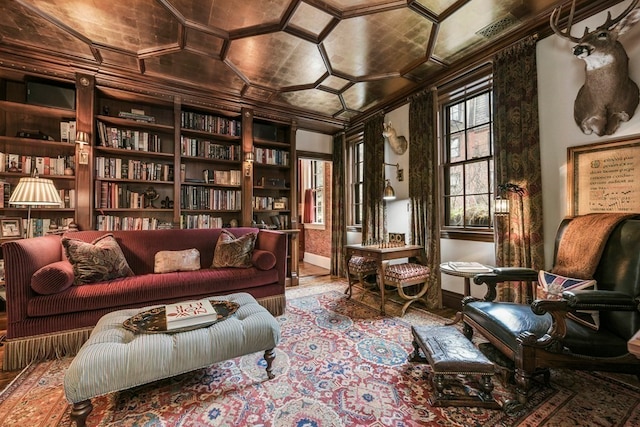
[64,292,280,427]
[410,325,500,409]
[383,262,430,315]
[345,255,378,297]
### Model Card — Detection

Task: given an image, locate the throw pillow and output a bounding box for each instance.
[252,249,276,271]
[31,260,74,295]
[154,248,201,273]
[538,270,600,330]
[212,229,257,268]
[62,234,134,285]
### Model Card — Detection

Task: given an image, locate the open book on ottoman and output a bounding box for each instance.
[165,299,219,330]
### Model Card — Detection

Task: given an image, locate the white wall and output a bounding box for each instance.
[537,0,640,267]
[297,129,333,154]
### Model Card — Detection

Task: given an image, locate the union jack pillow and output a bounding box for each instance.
[538,270,599,330]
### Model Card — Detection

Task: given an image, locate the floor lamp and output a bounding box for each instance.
[8,169,63,238]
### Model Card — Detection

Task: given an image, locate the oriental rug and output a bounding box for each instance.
[1,279,640,426]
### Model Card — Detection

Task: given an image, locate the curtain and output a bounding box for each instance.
[409,89,442,309]
[362,114,385,242]
[303,189,315,223]
[493,36,545,303]
[330,132,346,277]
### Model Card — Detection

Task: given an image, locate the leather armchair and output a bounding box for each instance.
[462,216,640,408]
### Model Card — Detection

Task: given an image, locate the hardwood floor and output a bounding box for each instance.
[0,311,21,391]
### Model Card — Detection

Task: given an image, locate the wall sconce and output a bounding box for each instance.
[382,162,403,200]
[76,131,90,165]
[495,182,525,215]
[244,151,255,177]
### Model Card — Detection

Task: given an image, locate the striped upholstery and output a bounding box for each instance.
[64,292,280,404]
[348,256,377,274]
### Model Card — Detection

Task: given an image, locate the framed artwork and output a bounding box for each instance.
[568,136,640,216]
[0,218,23,239]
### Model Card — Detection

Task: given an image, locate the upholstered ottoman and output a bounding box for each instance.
[383,262,430,316]
[345,255,378,297]
[64,292,280,427]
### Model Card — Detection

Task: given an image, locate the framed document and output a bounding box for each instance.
[568,136,640,216]
[0,218,23,239]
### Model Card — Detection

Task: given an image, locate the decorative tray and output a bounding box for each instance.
[123,300,240,334]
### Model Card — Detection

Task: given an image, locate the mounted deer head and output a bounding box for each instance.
[550,0,640,136]
[382,122,408,155]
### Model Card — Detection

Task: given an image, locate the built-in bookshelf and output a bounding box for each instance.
[0,77,78,237]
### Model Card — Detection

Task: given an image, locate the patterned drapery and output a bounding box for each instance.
[362,115,385,242]
[409,89,442,309]
[331,132,346,277]
[493,36,545,303]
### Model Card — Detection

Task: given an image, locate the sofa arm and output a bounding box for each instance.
[473,267,538,302]
[2,235,64,330]
[255,230,287,286]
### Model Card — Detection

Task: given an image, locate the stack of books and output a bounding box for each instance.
[165,299,218,330]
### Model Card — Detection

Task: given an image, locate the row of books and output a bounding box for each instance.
[60,120,77,142]
[0,153,74,175]
[182,169,242,186]
[95,215,172,231]
[0,182,75,208]
[96,157,174,182]
[95,182,150,209]
[180,186,241,211]
[181,112,241,136]
[180,214,227,230]
[253,196,289,211]
[180,137,240,160]
[23,217,75,238]
[254,148,289,166]
[96,121,166,152]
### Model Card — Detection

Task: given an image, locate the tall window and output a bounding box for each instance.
[349,137,364,227]
[301,159,325,226]
[441,76,494,237]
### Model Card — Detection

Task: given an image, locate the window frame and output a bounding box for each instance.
[439,73,495,242]
[347,132,364,230]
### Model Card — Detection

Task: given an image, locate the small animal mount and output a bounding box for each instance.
[382,122,408,155]
[550,0,640,136]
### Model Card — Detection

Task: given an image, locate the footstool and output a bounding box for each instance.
[410,325,500,409]
[64,292,281,427]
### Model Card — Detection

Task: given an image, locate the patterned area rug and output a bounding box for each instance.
[1,278,640,426]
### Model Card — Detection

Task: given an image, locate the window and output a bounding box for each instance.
[348,135,364,227]
[301,159,325,227]
[441,75,494,239]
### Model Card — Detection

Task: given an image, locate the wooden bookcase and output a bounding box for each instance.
[0,77,78,237]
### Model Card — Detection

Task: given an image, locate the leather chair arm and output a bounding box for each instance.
[473,267,538,302]
[562,289,638,311]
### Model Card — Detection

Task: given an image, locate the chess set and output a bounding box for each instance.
[362,233,406,248]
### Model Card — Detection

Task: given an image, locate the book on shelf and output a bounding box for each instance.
[447,262,493,272]
[165,298,219,330]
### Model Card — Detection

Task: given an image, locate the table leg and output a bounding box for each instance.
[378,261,385,315]
[464,277,471,297]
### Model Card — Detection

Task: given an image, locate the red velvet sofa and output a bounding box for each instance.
[1,227,287,370]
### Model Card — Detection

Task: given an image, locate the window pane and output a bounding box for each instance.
[449,132,465,162]
[447,196,464,226]
[467,92,490,127]
[449,102,465,132]
[464,161,488,194]
[465,194,489,227]
[446,165,463,196]
[468,124,491,158]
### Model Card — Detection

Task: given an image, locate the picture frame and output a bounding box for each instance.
[0,218,23,239]
[568,136,640,216]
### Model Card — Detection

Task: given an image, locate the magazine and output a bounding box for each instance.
[447,261,493,273]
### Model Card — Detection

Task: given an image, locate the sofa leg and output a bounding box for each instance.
[514,367,532,405]
[264,348,276,379]
[70,400,93,427]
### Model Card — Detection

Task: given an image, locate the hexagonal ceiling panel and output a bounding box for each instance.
[0,0,580,132]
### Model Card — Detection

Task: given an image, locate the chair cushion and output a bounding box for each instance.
[538,270,599,330]
[348,256,377,274]
[212,229,257,268]
[154,249,201,274]
[384,263,429,283]
[62,234,134,285]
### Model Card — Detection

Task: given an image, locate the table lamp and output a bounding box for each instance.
[8,169,63,238]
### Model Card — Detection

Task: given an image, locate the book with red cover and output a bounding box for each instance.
[165,299,218,330]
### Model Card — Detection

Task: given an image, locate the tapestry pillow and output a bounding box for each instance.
[538,270,600,330]
[251,249,276,271]
[212,229,257,268]
[154,248,201,273]
[31,260,74,295]
[62,234,134,285]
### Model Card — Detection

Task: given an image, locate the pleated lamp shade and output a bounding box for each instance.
[8,177,63,206]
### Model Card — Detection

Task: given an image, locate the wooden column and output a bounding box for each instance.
[74,73,95,231]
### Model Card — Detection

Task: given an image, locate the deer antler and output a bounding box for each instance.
[598,0,639,30]
[550,0,581,43]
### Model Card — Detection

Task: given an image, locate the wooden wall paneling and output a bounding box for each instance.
[75,73,95,231]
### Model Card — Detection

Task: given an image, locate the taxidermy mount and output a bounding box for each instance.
[382,122,408,154]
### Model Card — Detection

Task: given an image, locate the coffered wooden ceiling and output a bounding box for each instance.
[0,0,618,131]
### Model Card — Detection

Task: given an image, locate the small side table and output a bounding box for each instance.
[440,262,493,324]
